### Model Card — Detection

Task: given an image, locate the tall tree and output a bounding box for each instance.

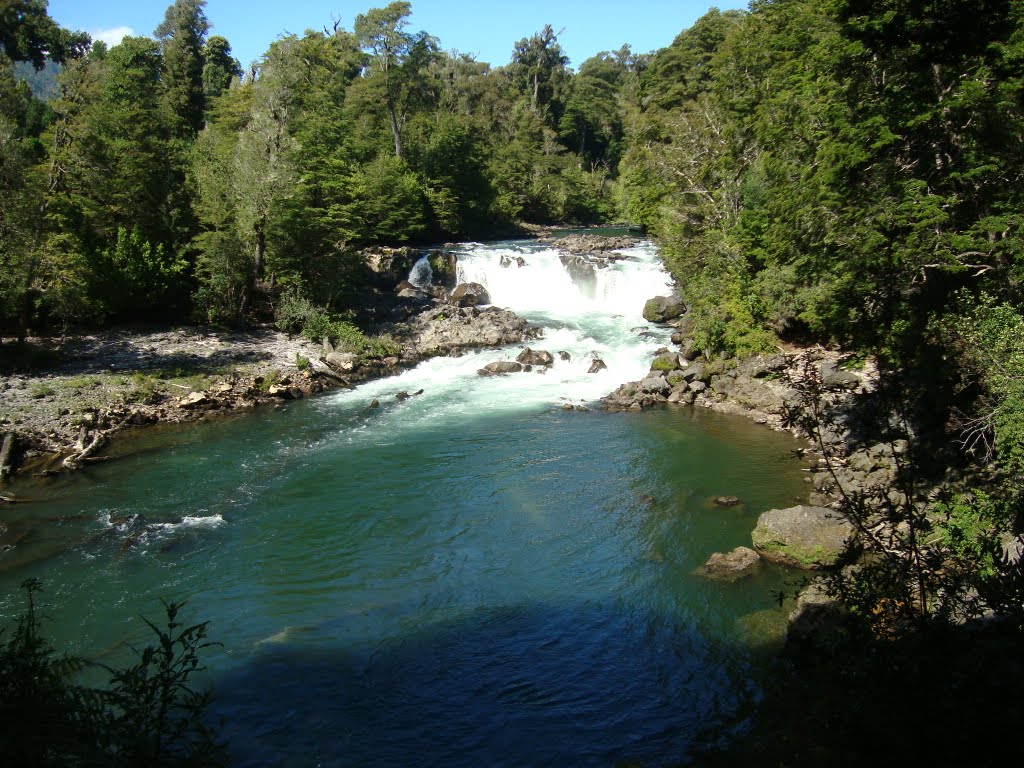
[354,1,438,159]
[201,34,240,104]
[509,24,570,127]
[155,0,209,137]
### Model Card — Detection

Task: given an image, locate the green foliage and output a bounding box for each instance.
[94,226,189,320]
[275,288,398,359]
[294,352,310,371]
[953,295,1024,482]
[0,579,225,767]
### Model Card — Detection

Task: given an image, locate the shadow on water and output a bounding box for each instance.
[209,601,760,768]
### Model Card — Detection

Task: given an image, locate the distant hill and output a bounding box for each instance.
[13,59,62,101]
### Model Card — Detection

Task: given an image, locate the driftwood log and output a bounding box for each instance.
[61,413,133,470]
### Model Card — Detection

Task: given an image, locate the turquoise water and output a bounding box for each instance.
[0,241,808,766]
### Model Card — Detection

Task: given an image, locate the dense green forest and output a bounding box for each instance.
[1,0,636,336]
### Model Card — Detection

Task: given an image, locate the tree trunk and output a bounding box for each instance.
[0,433,14,480]
[387,101,403,159]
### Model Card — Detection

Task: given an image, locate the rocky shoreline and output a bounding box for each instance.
[0,294,534,481]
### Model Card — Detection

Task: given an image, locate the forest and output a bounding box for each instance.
[2,0,1024,763]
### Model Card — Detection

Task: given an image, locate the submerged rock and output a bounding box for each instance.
[700,546,762,581]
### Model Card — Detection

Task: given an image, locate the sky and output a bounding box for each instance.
[47,0,749,70]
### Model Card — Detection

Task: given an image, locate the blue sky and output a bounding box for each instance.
[48,0,748,69]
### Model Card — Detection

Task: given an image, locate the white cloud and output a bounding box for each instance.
[92,26,134,48]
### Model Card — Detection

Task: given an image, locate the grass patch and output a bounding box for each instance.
[29,383,56,399]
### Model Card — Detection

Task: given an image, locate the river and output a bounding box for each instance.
[0,238,808,766]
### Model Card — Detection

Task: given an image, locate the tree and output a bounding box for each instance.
[354,1,438,159]
[201,34,240,105]
[0,0,90,70]
[155,0,210,137]
[509,24,570,128]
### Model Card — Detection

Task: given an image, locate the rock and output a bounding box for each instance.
[542,233,641,254]
[751,505,854,569]
[427,250,458,288]
[395,391,411,401]
[478,361,524,375]
[786,580,847,650]
[588,358,607,373]
[395,280,415,293]
[639,373,670,395]
[325,352,359,373]
[713,495,742,507]
[642,295,686,323]
[559,351,571,361]
[176,391,208,409]
[820,360,860,389]
[404,305,529,357]
[679,339,699,361]
[266,384,293,399]
[679,362,705,382]
[667,388,695,405]
[650,352,681,372]
[369,399,380,409]
[701,546,762,581]
[516,348,555,366]
[450,282,491,307]
[688,380,707,394]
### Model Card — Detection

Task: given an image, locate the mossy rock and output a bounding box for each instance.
[751,505,853,569]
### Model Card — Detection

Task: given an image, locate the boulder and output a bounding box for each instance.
[679,362,705,382]
[588,358,608,373]
[427,250,458,288]
[642,295,686,323]
[516,348,555,366]
[667,387,695,405]
[639,373,670,395]
[559,351,571,361]
[478,361,524,375]
[650,352,681,372]
[751,505,854,569]
[820,360,860,389]
[700,546,762,581]
[450,282,491,307]
[176,391,208,409]
[406,305,530,357]
[713,495,742,507]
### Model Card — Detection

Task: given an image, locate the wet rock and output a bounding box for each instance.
[516,348,555,366]
[478,361,524,375]
[450,282,491,307]
[700,546,762,581]
[559,351,571,361]
[752,505,854,569]
[588,358,607,373]
[713,495,742,507]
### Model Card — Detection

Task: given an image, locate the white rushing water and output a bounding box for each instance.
[325,239,674,431]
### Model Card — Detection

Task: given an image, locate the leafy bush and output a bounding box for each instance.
[0,580,226,767]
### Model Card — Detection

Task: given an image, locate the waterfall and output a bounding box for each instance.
[409,255,433,288]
